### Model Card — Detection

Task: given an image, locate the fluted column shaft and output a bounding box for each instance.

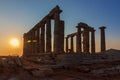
[91,29,95,53]
[76,26,82,53]
[66,37,69,53]
[99,26,106,52]
[40,25,45,53]
[37,29,40,53]
[59,20,64,53]
[46,19,51,53]
[23,33,27,56]
[54,12,60,53]
[83,28,89,53]
[71,36,74,52]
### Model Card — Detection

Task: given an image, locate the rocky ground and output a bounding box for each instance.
[0,49,120,80]
[1,61,120,80]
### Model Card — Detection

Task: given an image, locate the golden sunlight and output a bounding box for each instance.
[10,38,19,47]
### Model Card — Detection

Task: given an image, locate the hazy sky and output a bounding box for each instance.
[0,0,120,55]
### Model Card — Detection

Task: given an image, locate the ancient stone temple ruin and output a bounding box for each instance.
[66,22,96,53]
[23,6,64,56]
[23,5,106,57]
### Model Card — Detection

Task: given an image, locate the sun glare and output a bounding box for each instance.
[10,38,19,47]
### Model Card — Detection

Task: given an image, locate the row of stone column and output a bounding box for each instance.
[66,33,77,53]
[65,22,106,53]
[23,6,64,56]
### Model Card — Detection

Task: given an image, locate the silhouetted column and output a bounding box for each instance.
[70,36,74,52]
[76,26,82,53]
[54,12,60,53]
[66,37,69,53]
[59,20,65,53]
[40,25,45,53]
[23,33,27,56]
[32,31,36,53]
[46,19,51,53]
[91,28,96,53]
[27,33,31,54]
[99,26,106,52]
[83,27,90,53]
[37,28,40,53]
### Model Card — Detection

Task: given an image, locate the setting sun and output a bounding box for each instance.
[10,38,19,47]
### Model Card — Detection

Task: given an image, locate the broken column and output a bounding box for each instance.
[76,25,82,53]
[91,28,96,53]
[99,26,106,52]
[40,25,45,53]
[46,19,51,53]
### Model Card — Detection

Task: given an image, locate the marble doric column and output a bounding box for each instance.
[99,26,106,52]
[36,28,40,53]
[59,20,65,53]
[23,33,27,56]
[66,37,69,53]
[76,26,82,53]
[70,36,74,52]
[27,33,31,54]
[40,25,45,53]
[83,27,90,53]
[54,12,60,53]
[91,28,96,53]
[32,31,35,53]
[46,19,51,53]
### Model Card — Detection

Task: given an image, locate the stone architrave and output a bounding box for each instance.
[40,25,45,53]
[46,19,51,53]
[99,26,106,52]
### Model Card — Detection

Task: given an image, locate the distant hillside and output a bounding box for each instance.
[106,49,120,54]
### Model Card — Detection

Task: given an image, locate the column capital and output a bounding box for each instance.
[89,27,96,32]
[99,26,106,29]
[65,36,69,39]
[78,22,88,28]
